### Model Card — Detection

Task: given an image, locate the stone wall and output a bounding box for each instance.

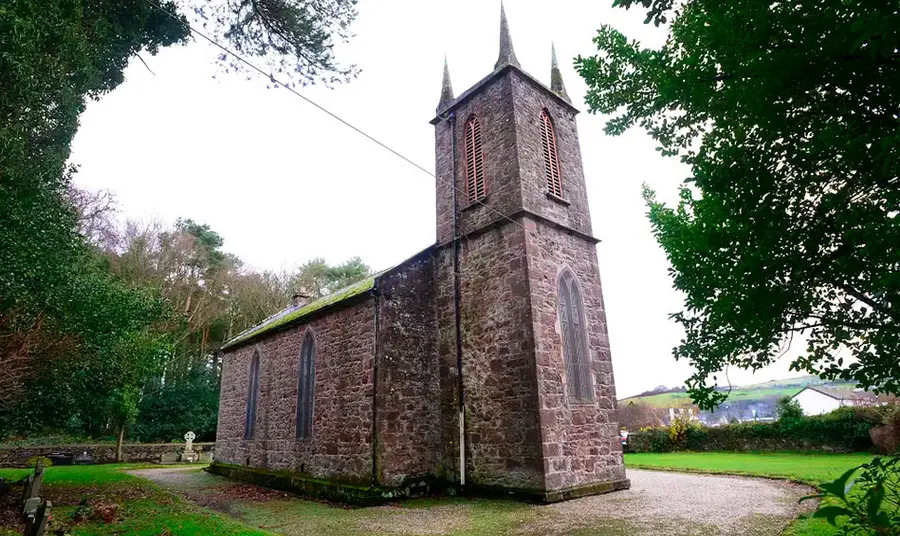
[0,443,215,467]
[375,251,441,487]
[511,69,593,237]
[434,71,523,245]
[525,218,626,491]
[436,223,546,490]
[216,300,376,485]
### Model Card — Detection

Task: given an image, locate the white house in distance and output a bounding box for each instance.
[790,386,877,416]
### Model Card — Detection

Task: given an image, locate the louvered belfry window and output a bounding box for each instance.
[244,349,261,440]
[296,332,316,440]
[464,116,486,202]
[558,270,593,402]
[540,110,563,198]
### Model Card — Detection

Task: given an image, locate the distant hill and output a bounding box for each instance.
[619,375,858,424]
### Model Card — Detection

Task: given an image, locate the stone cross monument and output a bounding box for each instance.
[180,431,198,463]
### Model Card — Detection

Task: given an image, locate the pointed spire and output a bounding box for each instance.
[437,56,455,113]
[495,2,520,70]
[550,43,571,103]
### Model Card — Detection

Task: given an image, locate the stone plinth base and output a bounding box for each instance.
[207,462,630,506]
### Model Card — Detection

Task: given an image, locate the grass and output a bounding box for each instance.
[0,464,268,535]
[624,452,875,485]
[0,463,159,486]
[625,451,879,536]
[58,497,270,536]
[235,496,537,536]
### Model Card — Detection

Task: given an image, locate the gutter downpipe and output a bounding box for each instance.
[447,110,466,487]
[371,287,380,486]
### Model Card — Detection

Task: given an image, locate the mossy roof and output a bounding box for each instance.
[221,276,376,351]
[220,245,435,352]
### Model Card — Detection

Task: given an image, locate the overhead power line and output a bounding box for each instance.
[139,0,528,233]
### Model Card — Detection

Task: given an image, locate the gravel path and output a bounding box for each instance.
[129,467,815,536]
[526,469,815,536]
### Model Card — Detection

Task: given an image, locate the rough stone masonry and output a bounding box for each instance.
[212,5,629,504]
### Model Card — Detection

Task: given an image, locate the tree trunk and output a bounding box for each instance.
[115,423,126,463]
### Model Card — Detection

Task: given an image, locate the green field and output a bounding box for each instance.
[625,452,879,536]
[620,376,857,408]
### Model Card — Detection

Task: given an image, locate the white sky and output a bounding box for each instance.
[69,0,806,398]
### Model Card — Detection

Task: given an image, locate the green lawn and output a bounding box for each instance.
[0,463,158,486]
[0,464,267,535]
[624,452,875,485]
[625,452,878,536]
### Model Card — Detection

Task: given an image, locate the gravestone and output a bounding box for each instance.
[73,451,94,465]
[20,475,34,503]
[22,497,40,517]
[159,452,180,464]
[47,453,74,466]
[179,431,198,463]
[27,500,51,536]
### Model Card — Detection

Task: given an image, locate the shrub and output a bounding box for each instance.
[775,396,804,421]
[627,406,888,453]
[801,456,900,535]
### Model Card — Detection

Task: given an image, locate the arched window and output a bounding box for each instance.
[296,332,316,440]
[244,349,261,440]
[558,270,593,402]
[464,116,486,202]
[540,110,563,198]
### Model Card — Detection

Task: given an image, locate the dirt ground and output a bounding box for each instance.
[129,466,815,536]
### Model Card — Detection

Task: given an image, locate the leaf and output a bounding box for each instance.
[820,466,861,500]
[866,484,884,521]
[812,506,854,525]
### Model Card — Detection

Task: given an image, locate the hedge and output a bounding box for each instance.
[625,406,885,453]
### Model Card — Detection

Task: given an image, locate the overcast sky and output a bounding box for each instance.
[69,0,806,398]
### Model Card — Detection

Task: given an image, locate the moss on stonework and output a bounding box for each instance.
[222,276,376,350]
[207,462,386,505]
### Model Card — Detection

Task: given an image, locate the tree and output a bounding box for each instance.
[288,257,372,299]
[576,0,900,409]
[775,396,804,422]
[617,401,668,430]
[181,0,359,85]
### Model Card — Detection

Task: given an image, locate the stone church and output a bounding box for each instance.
[212,5,629,503]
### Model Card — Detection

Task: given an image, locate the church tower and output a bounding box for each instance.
[431,5,629,499]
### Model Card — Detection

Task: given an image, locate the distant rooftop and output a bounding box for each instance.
[800,385,877,401]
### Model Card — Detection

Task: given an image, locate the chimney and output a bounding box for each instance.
[292,291,312,307]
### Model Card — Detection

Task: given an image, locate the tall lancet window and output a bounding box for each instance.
[540,110,563,198]
[558,270,593,402]
[244,349,261,439]
[464,116,486,202]
[295,331,316,440]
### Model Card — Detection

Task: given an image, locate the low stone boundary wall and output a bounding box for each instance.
[0,443,215,467]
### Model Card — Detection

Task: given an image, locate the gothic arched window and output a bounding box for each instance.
[464,116,486,202]
[558,270,593,402]
[296,331,316,440]
[540,110,563,198]
[244,349,261,440]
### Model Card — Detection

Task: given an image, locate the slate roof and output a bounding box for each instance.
[221,276,376,351]
[220,246,434,351]
[796,385,877,401]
